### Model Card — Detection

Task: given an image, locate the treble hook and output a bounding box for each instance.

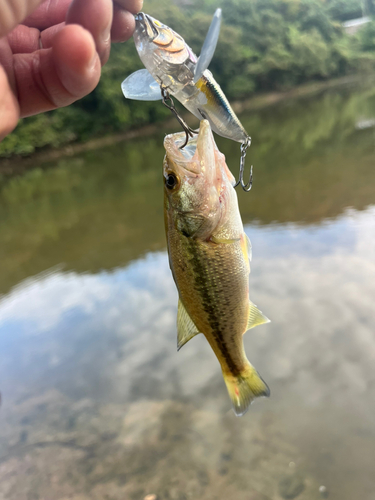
[234,137,253,192]
[160,86,197,149]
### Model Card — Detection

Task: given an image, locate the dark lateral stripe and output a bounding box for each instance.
[186,239,240,376]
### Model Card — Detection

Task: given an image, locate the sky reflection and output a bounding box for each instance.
[1,206,374,413]
[1,206,375,500]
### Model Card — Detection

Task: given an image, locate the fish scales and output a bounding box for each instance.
[163,120,270,416]
[168,228,249,376]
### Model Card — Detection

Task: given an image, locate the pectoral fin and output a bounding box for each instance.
[246,301,270,331]
[121,69,162,101]
[210,235,240,244]
[245,233,252,262]
[177,299,200,351]
[239,233,252,268]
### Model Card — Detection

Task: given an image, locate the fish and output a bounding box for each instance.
[122,9,249,144]
[163,120,270,416]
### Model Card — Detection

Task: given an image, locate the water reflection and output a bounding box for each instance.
[0,85,375,500]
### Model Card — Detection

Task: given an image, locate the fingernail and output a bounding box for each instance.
[102,21,111,44]
[98,26,111,64]
[88,50,99,71]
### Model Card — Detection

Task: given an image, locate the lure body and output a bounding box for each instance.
[122,12,248,143]
[163,120,269,416]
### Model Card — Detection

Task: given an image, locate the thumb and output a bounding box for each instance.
[0,65,19,141]
[0,0,44,38]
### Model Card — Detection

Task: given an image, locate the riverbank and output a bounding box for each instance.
[0,73,372,177]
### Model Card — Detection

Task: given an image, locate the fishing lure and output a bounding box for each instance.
[122,9,253,191]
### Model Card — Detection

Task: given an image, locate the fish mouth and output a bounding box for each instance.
[164,120,216,175]
[168,120,214,160]
[164,120,235,187]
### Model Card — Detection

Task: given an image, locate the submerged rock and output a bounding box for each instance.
[278,473,306,499]
[0,391,322,500]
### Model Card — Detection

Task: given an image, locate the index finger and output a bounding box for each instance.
[0,0,43,37]
[23,0,72,30]
[114,0,143,15]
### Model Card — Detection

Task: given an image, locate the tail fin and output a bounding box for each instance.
[223,363,270,417]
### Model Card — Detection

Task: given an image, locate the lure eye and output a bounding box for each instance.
[145,15,159,37]
[165,173,178,190]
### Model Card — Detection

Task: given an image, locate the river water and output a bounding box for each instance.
[0,83,374,500]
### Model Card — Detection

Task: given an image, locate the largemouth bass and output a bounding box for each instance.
[164,120,270,416]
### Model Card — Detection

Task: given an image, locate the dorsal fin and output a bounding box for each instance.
[177,299,201,350]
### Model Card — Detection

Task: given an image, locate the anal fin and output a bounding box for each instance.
[177,299,200,351]
[246,300,270,331]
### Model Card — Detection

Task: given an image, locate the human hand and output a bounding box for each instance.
[0,0,143,141]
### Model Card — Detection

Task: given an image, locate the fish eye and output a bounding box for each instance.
[154,20,161,27]
[150,24,159,37]
[165,173,178,190]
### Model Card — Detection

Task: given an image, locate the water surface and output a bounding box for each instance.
[0,83,374,500]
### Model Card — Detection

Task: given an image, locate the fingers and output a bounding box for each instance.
[40,23,65,49]
[19,0,140,51]
[7,25,41,53]
[22,0,71,30]
[14,24,100,117]
[111,3,135,43]
[1,0,140,140]
[66,0,113,65]
[5,0,139,60]
[53,25,100,98]
[0,0,43,38]
[0,65,19,141]
[114,0,143,14]
[0,37,16,91]
[8,23,68,54]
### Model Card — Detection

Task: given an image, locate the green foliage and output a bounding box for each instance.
[1,0,374,157]
[359,19,375,50]
[326,0,363,22]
